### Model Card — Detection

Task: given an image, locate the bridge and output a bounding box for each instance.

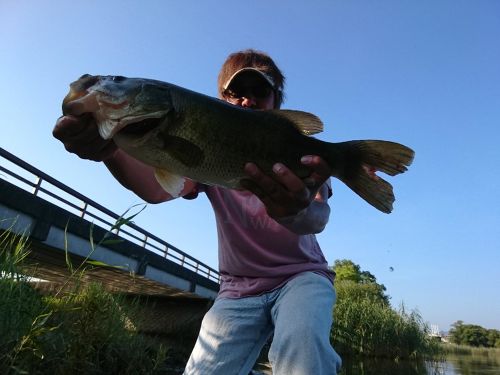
[0,147,220,335]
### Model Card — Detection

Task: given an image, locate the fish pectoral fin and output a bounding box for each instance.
[270,109,324,135]
[154,168,187,198]
[161,135,204,167]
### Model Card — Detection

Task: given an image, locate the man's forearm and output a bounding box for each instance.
[104,150,171,203]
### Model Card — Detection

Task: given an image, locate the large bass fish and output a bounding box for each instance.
[62,74,414,213]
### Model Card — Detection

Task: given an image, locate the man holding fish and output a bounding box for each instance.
[54,49,362,374]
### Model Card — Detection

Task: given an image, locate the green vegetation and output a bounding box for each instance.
[448,320,500,348]
[0,227,187,374]
[441,342,500,356]
[10,213,496,372]
[330,259,440,361]
[440,343,500,375]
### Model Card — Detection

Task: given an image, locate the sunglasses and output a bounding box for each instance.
[223,84,273,100]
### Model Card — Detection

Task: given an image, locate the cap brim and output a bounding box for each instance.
[222,67,275,91]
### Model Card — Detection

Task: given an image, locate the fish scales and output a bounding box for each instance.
[165,90,312,185]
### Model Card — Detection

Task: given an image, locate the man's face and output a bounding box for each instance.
[222,72,276,110]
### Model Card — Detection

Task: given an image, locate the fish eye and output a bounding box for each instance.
[112,75,126,82]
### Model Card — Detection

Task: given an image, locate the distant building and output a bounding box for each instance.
[430,324,440,337]
[428,324,447,342]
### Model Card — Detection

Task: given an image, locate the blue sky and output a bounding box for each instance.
[1,1,499,331]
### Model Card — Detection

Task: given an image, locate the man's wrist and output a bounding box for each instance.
[274,207,308,225]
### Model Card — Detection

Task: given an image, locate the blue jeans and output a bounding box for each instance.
[183,271,342,375]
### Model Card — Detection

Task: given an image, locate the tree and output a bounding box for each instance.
[333,259,362,283]
[332,259,389,305]
[449,321,465,344]
[449,320,500,347]
[487,329,500,348]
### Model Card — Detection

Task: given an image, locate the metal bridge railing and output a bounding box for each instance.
[0,147,220,283]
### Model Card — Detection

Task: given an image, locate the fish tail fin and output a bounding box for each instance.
[332,140,415,213]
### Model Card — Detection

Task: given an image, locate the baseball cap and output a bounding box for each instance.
[222,67,276,91]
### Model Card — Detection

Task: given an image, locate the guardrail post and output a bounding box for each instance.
[81,202,88,218]
[32,177,42,196]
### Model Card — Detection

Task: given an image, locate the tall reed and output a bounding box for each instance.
[331,280,440,360]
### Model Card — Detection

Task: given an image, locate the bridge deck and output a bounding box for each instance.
[0,147,219,300]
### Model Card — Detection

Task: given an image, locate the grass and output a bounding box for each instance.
[0,223,191,374]
[440,342,500,357]
[331,280,441,361]
[2,211,446,372]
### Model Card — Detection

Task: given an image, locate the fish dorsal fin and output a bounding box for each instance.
[270,109,324,135]
[154,168,187,198]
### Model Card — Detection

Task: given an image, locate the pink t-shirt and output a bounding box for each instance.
[195,185,334,298]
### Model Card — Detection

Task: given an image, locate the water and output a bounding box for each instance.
[440,353,500,375]
[338,353,500,375]
[253,352,500,375]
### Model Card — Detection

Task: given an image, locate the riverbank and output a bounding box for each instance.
[437,344,500,375]
[0,228,194,374]
[440,342,500,356]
